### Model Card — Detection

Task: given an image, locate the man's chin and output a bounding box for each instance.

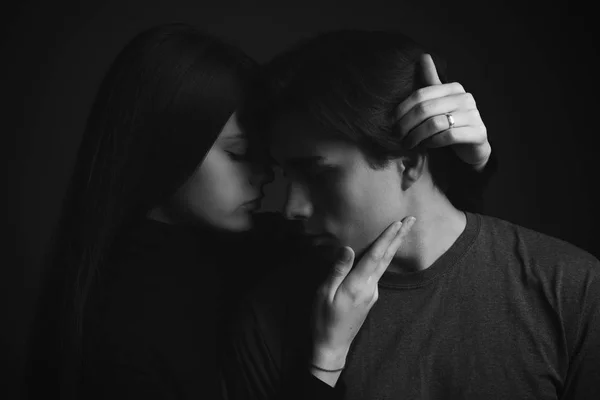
[309,234,338,247]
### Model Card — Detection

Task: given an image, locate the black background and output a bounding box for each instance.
[6,0,599,397]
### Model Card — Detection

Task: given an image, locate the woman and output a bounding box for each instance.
[24,23,494,400]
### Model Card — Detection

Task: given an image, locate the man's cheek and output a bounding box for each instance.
[324,182,356,212]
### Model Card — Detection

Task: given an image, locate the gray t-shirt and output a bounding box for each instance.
[224,212,600,399]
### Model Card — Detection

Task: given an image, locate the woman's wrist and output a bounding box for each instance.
[308,348,347,388]
[311,346,349,371]
[471,143,492,172]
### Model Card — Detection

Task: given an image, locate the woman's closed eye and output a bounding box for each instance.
[224,139,248,161]
[226,150,249,162]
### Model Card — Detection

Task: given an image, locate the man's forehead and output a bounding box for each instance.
[270,128,328,162]
[271,114,333,150]
[271,133,358,171]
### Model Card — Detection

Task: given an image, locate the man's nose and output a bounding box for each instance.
[284,181,313,220]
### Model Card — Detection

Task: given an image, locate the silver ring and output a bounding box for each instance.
[446,113,455,129]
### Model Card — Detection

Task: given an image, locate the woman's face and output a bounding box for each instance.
[166,112,270,232]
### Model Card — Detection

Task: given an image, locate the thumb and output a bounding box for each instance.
[420,53,442,86]
[326,246,355,292]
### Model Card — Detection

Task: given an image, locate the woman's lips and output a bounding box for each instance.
[241,197,262,211]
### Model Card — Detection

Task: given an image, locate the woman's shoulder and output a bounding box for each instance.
[94,237,220,329]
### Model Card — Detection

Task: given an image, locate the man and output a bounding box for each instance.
[222,30,600,399]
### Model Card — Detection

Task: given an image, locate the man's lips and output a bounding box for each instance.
[306,233,337,246]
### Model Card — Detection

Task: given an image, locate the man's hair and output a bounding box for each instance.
[255,29,463,193]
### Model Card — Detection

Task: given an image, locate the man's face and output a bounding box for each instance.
[270,112,408,256]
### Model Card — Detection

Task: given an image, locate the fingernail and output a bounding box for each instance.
[337,247,352,262]
[405,217,416,228]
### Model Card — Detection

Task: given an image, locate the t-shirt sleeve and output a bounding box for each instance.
[561,258,600,399]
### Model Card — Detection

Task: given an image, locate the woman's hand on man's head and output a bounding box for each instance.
[394,53,492,171]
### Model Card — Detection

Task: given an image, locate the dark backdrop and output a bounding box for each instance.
[6,0,598,397]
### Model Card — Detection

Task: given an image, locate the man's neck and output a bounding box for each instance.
[387,189,467,274]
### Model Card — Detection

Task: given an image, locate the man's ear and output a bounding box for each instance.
[395,149,427,191]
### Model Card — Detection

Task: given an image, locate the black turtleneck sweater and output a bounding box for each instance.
[79,213,332,400]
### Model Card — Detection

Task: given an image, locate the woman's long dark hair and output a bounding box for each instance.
[25,23,258,399]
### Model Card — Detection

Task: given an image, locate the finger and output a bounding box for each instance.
[323,246,356,295]
[394,82,466,123]
[419,126,488,150]
[372,216,416,280]
[395,92,477,140]
[420,53,442,86]
[403,109,482,149]
[347,221,403,283]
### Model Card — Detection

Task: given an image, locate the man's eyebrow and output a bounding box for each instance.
[285,156,325,169]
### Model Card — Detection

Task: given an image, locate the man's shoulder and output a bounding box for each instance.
[475,213,600,273]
